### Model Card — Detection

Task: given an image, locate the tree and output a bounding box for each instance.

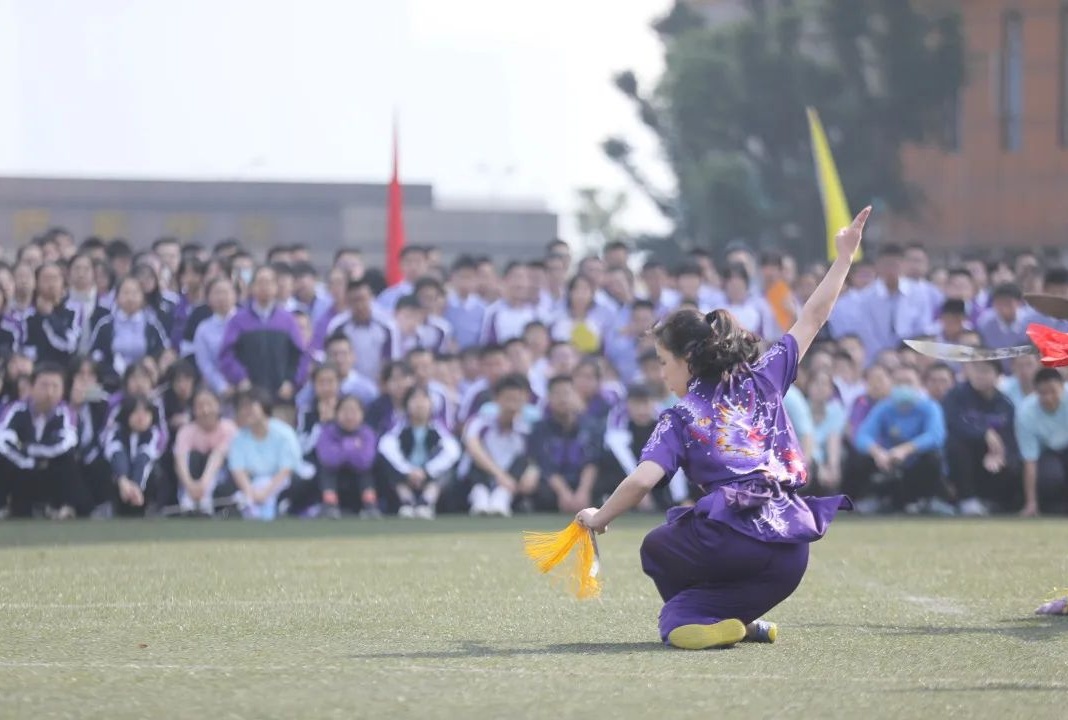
[573,187,630,254]
[604,0,964,261]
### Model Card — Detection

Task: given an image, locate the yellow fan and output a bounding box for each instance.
[522,521,602,600]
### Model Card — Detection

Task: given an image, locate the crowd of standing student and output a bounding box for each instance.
[0,228,1065,520]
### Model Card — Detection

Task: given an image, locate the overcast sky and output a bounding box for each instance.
[0,0,675,239]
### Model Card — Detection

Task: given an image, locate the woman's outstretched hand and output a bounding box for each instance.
[575,507,607,534]
[835,206,872,260]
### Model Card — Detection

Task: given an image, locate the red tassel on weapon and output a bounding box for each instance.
[1026,324,1068,368]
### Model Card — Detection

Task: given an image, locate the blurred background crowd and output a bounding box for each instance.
[1,230,1066,521]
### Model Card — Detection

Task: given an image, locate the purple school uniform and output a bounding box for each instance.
[637,334,851,641]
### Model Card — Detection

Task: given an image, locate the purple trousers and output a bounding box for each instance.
[640,514,809,642]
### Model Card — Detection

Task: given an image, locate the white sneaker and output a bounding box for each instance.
[958,497,988,517]
[489,486,513,517]
[414,505,435,520]
[469,485,491,515]
[398,504,416,519]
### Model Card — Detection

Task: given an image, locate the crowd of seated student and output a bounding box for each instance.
[2,228,1067,520]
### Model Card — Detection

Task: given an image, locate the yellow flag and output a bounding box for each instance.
[806,107,858,261]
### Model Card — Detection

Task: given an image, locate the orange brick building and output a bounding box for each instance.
[688,0,1068,253]
[893,0,1068,252]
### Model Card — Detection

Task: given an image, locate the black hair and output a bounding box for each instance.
[414,277,444,295]
[940,298,967,316]
[625,383,655,402]
[235,387,273,416]
[380,360,414,384]
[106,239,133,259]
[546,238,569,254]
[674,263,703,279]
[923,362,955,380]
[479,343,506,359]
[991,283,1023,301]
[167,359,198,383]
[270,261,293,277]
[31,361,66,385]
[604,240,629,254]
[493,373,531,396]
[652,308,760,381]
[722,263,750,286]
[178,258,208,279]
[566,273,595,310]
[759,250,784,268]
[631,299,656,313]
[346,277,374,294]
[325,333,352,349]
[877,243,904,258]
[117,393,156,426]
[395,295,422,312]
[291,261,317,278]
[312,361,342,383]
[333,247,362,263]
[79,237,107,253]
[1044,267,1068,287]
[399,245,426,259]
[402,384,431,410]
[575,356,603,380]
[547,374,573,392]
[450,255,479,273]
[1034,368,1063,386]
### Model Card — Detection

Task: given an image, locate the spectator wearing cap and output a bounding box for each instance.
[219,265,307,402]
[977,283,1038,371]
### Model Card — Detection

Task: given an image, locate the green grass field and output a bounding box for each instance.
[1,516,1066,720]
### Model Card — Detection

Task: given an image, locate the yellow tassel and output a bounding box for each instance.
[522,522,602,600]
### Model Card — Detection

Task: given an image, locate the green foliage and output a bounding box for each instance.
[607,0,965,261]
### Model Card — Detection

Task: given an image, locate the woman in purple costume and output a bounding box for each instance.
[577,207,871,650]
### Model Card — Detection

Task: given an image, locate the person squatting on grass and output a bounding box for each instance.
[576,207,871,650]
[227,388,302,521]
[377,385,462,519]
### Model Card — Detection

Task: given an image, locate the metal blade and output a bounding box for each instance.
[903,339,1037,362]
[1025,293,1068,320]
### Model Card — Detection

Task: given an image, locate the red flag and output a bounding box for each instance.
[385,117,406,286]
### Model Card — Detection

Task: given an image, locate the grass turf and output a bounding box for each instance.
[0,516,1066,720]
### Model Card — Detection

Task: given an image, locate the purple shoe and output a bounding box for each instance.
[1034,596,1068,616]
